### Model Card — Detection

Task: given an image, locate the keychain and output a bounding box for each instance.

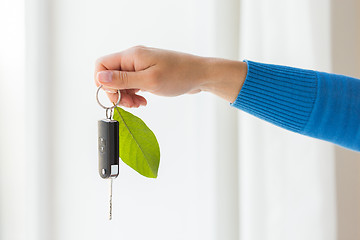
[96,85,121,220]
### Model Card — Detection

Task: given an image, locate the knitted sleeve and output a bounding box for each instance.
[231,60,360,151]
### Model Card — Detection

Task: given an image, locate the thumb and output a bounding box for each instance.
[97,70,145,90]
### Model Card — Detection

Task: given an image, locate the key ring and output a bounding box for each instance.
[96,85,121,110]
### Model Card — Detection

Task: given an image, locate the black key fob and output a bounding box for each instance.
[98,119,119,179]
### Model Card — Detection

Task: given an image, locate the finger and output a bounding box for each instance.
[94,52,131,87]
[188,89,201,94]
[125,91,147,107]
[102,87,140,95]
[105,91,122,106]
[133,95,147,107]
[97,70,148,90]
[124,88,140,94]
[126,95,147,108]
[94,51,134,82]
[106,91,147,108]
[95,46,148,72]
[130,89,141,94]
[94,46,151,85]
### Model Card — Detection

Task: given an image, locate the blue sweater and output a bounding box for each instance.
[231,60,360,151]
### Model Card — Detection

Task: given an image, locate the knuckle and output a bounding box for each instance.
[117,71,129,88]
[133,45,146,50]
[95,57,104,67]
[131,45,147,57]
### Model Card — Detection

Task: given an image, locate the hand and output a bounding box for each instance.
[94,46,247,107]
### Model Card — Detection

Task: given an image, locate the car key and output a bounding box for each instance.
[98,118,119,179]
[98,118,119,220]
[96,85,121,220]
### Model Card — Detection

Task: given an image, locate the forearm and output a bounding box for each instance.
[229,60,360,151]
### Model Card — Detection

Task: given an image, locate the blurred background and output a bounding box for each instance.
[0,0,359,239]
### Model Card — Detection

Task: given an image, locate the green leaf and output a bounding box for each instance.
[113,107,160,178]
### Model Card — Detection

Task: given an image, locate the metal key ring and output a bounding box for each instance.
[96,85,121,110]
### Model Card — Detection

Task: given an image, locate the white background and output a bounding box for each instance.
[1,0,360,240]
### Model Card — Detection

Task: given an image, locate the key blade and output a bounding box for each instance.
[109,178,113,220]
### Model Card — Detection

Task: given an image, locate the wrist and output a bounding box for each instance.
[200,58,247,103]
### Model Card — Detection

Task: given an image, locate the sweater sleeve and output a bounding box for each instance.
[231,60,360,151]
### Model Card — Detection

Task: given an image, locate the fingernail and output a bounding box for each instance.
[97,71,113,83]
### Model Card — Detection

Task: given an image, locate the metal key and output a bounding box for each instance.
[109,178,113,220]
[96,85,121,220]
[98,118,119,220]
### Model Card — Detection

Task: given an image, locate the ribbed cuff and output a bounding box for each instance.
[231,60,318,133]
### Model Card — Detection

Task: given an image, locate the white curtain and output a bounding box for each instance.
[211,1,337,239]
[1,0,222,240]
[238,0,341,240]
